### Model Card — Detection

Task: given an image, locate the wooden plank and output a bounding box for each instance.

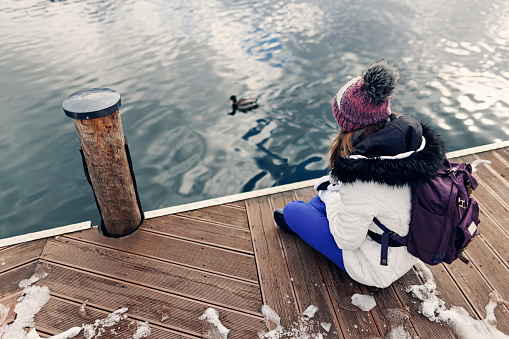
[141,215,253,254]
[316,256,380,338]
[405,261,478,337]
[40,263,265,338]
[272,190,343,337]
[0,282,199,338]
[472,183,509,232]
[41,237,262,314]
[64,228,258,283]
[246,196,299,329]
[192,205,248,221]
[0,245,14,252]
[176,205,248,229]
[494,147,509,166]
[224,201,246,209]
[290,187,317,204]
[445,255,509,333]
[426,264,478,318]
[462,153,509,211]
[359,284,419,339]
[392,269,456,338]
[0,262,38,298]
[476,208,509,268]
[0,238,46,274]
[474,150,509,188]
[35,296,197,338]
[463,236,509,301]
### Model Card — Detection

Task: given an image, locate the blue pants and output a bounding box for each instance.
[283,194,346,271]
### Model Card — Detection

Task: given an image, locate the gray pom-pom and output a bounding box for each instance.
[361,60,400,105]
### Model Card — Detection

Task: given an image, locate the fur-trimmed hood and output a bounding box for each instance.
[330,114,446,187]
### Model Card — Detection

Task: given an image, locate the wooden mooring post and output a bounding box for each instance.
[63,88,143,237]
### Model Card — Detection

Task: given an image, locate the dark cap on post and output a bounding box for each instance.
[64,87,142,237]
[63,88,121,120]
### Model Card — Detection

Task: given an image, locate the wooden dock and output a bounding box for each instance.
[1,144,509,338]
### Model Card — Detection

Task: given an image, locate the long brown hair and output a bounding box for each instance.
[329,122,388,168]
[329,130,356,168]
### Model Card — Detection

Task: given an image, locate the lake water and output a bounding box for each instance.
[1,0,509,239]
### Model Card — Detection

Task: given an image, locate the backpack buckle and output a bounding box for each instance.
[457,249,470,264]
[466,179,474,196]
[390,232,401,241]
[457,197,467,208]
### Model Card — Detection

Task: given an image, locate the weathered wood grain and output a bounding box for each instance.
[463,236,509,301]
[142,214,253,254]
[274,189,343,337]
[224,201,246,209]
[74,111,142,237]
[246,196,299,330]
[41,237,261,314]
[0,262,38,298]
[64,228,258,283]
[445,254,509,333]
[35,295,198,338]
[0,238,46,274]
[40,263,265,338]
[392,269,456,338]
[316,256,380,338]
[176,205,248,229]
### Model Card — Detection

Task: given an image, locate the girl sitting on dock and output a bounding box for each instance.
[274,60,446,288]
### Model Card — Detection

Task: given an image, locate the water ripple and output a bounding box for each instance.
[1,0,509,237]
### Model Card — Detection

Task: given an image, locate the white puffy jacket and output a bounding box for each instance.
[321,114,447,288]
[319,182,418,288]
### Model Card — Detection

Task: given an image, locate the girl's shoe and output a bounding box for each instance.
[273,209,296,235]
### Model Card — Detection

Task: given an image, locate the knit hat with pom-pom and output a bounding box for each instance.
[332,60,400,131]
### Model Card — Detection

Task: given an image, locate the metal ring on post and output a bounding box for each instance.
[63,88,121,120]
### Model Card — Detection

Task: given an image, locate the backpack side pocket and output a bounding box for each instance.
[406,203,446,265]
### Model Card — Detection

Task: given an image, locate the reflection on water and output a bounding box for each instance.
[1,0,509,237]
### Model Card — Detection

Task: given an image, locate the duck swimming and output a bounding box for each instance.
[228,95,259,115]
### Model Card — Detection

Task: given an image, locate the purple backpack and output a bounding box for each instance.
[371,158,481,266]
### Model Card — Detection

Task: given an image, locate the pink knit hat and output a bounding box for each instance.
[332,60,400,131]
